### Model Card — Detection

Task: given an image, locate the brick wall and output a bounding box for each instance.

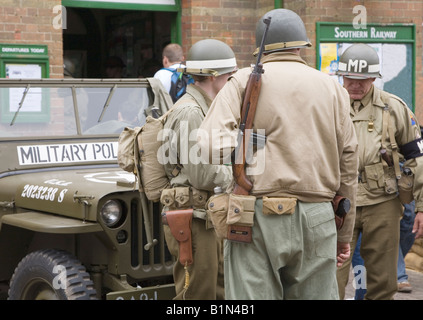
[181,0,274,70]
[0,0,63,78]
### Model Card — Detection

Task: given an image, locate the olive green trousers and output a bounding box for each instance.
[336,197,402,300]
[224,199,339,300]
[164,218,224,300]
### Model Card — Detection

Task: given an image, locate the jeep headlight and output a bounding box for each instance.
[100,200,122,227]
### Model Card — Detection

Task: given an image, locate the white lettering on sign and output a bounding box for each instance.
[17,142,118,165]
[334,27,368,39]
[1,47,45,54]
[334,27,398,39]
[30,48,45,53]
[370,27,397,39]
[2,47,30,53]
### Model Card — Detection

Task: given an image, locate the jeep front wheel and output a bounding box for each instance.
[8,248,97,300]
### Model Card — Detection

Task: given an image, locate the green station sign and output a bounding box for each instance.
[317,22,415,43]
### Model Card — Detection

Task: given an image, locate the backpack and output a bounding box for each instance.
[118,108,174,202]
[164,68,194,103]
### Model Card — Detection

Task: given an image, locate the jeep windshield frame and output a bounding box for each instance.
[0,78,153,138]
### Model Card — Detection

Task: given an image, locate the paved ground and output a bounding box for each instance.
[344,267,423,300]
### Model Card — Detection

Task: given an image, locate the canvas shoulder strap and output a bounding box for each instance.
[381,102,402,179]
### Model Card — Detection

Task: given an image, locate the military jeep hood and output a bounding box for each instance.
[0,167,137,222]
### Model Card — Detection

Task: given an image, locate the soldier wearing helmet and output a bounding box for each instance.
[160,39,237,300]
[336,43,423,300]
[198,9,358,299]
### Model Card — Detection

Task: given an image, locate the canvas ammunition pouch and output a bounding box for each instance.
[360,164,398,194]
[360,163,414,204]
[160,187,209,211]
[206,193,256,243]
[262,196,297,215]
[226,194,256,243]
[162,209,193,266]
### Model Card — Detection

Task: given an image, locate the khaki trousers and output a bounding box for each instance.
[224,199,339,300]
[337,197,402,300]
[164,218,224,300]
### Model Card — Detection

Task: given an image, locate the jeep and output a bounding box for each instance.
[0,78,175,300]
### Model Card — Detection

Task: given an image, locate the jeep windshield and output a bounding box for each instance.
[0,78,159,138]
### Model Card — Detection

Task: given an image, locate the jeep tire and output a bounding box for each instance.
[8,248,97,300]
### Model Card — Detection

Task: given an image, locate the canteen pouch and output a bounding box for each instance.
[262,196,297,215]
[398,173,414,204]
[206,193,230,239]
[226,194,256,243]
[162,209,193,266]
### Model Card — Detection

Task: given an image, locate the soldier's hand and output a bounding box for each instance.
[412,211,423,239]
[336,242,350,267]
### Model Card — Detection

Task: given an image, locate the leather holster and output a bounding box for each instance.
[331,195,350,231]
[162,209,193,266]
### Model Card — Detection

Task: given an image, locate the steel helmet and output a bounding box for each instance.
[182,39,237,77]
[254,9,311,56]
[337,43,382,79]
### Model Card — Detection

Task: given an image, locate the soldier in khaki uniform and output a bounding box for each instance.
[160,39,237,300]
[198,9,358,300]
[336,43,423,300]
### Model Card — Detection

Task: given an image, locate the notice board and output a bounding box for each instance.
[0,44,50,123]
[316,22,415,111]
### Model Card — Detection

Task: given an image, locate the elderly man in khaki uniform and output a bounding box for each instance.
[159,39,237,300]
[336,43,423,300]
[198,9,358,300]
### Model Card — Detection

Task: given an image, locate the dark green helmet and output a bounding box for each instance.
[337,43,382,79]
[182,39,237,77]
[254,9,311,56]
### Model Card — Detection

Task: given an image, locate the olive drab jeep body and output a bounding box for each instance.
[0,78,175,300]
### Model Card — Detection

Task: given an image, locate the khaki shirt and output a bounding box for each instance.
[199,52,359,242]
[163,84,233,192]
[352,85,423,210]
